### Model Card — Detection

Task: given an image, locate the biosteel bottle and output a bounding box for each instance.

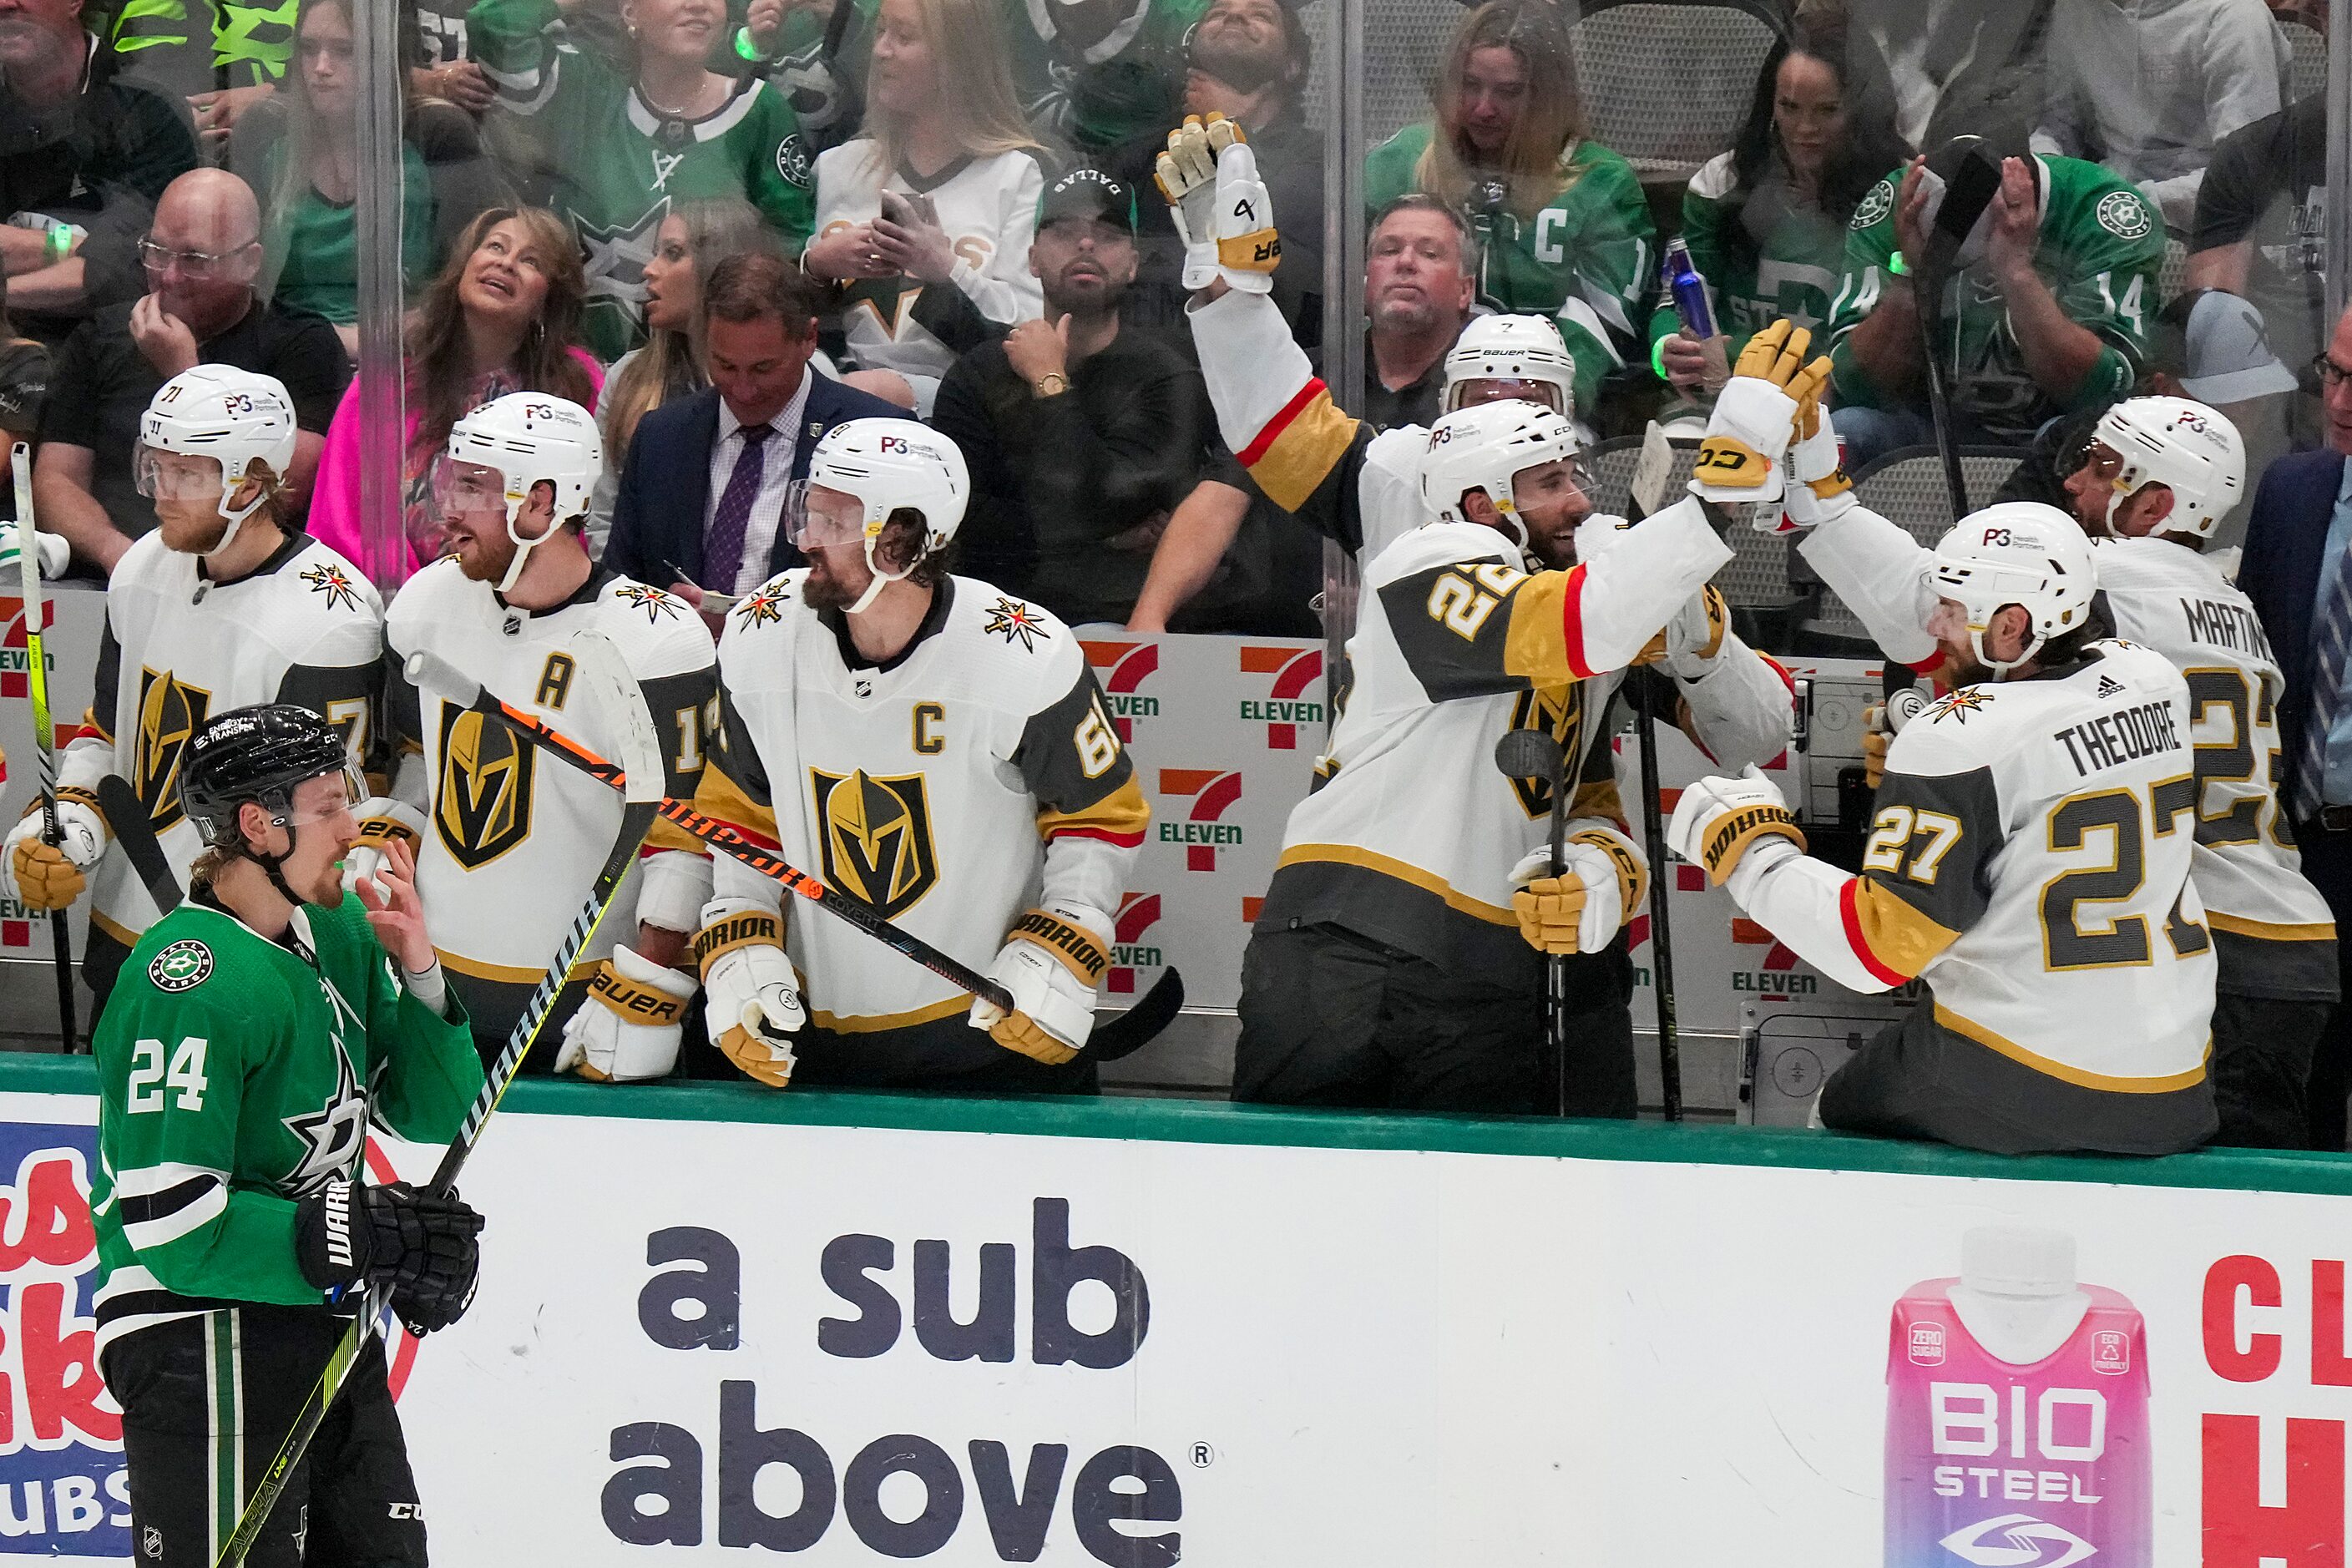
[1885,1227,2149,1566]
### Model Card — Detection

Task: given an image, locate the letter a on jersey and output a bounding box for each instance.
[436,705,537,869]
[809,768,938,918]
[136,667,213,830]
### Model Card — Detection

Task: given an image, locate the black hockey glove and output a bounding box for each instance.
[296,1180,484,1333]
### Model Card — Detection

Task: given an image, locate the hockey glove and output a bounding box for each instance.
[1634,585,1730,678]
[0,791,108,911]
[341,798,427,900]
[294,1179,484,1333]
[556,943,695,1082]
[1667,766,1807,887]
[1509,825,1648,955]
[969,902,1110,1065]
[1862,703,1892,790]
[1155,114,1278,294]
[0,524,69,582]
[1688,321,1829,508]
[696,898,804,1089]
[1773,377,1855,531]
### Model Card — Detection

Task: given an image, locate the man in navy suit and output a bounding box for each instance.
[2239,303,2352,1149]
[605,250,915,605]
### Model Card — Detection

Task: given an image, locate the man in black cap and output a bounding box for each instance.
[932,165,1208,626]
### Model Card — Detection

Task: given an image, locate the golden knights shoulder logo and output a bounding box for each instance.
[135,668,212,828]
[808,768,938,918]
[436,702,536,869]
[1504,683,1586,818]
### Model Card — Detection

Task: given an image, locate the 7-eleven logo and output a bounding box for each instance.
[1108,892,1163,994]
[1238,646,1323,749]
[1157,768,1242,872]
[0,596,55,701]
[1081,640,1161,741]
[1732,917,1814,996]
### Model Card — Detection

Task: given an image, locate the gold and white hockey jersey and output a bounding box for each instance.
[1798,508,2334,1000]
[1261,503,1792,970]
[1734,640,2218,1149]
[385,563,716,1040]
[63,530,383,953]
[694,572,1146,1079]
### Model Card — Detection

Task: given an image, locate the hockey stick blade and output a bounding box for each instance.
[1086,967,1183,1061]
[96,774,182,914]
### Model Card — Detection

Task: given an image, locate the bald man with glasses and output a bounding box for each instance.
[32,169,348,575]
[2238,305,2352,1149]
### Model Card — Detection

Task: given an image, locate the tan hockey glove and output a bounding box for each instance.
[969,903,1111,1065]
[1,787,108,911]
[695,899,804,1088]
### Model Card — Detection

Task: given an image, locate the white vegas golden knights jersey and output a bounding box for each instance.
[693,572,1147,1077]
[1260,502,1791,972]
[62,530,383,954]
[2087,536,2336,999]
[385,563,716,1039]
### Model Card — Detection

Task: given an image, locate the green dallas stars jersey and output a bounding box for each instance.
[89,895,484,1358]
[470,0,817,360]
[1825,154,2165,443]
[1645,153,1850,364]
[1363,125,1657,418]
[110,0,296,95]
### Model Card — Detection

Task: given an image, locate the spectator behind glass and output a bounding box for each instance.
[933,166,1206,626]
[1129,194,1477,635]
[1650,17,1911,402]
[0,0,198,336]
[1841,0,2051,154]
[0,276,48,448]
[255,0,440,360]
[308,207,600,584]
[1362,0,1656,421]
[2034,0,2288,232]
[1824,140,2166,468]
[589,195,776,551]
[1182,0,1321,334]
[468,0,817,360]
[32,169,349,574]
[804,0,1047,416]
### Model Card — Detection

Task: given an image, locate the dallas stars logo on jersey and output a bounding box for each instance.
[136,668,213,829]
[811,768,938,918]
[436,704,537,869]
[281,1025,365,1198]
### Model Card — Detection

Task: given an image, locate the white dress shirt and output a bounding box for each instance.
[706,371,814,594]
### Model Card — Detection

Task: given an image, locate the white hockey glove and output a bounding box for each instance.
[1155,113,1278,294]
[1667,766,1806,887]
[1634,585,1730,679]
[556,944,695,1081]
[0,524,68,581]
[1509,825,1647,955]
[0,791,107,911]
[1773,382,1858,531]
[695,898,806,1089]
[969,902,1110,1065]
[341,798,427,899]
[1688,320,1832,508]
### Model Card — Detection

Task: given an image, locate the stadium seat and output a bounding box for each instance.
[2285,19,2326,105]
[1849,447,2029,547]
[1569,1,1785,182]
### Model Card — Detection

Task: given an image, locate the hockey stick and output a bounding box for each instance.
[402,644,1186,1060]
[95,775,181,916]
[1631,688,1682,1121]
[214,671,667,1567]
[13,443,77,1053]
[1912,140,2003,522]
[1493,729,1570,1115]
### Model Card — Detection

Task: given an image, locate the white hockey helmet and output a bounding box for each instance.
[436,392,603,594]
[134,366,298,558]
[2088,395,2246,539]
[1419,398,1586,552]
[1929,502,2099,675]
[1443,313,1576,417]
[788,418,969,614]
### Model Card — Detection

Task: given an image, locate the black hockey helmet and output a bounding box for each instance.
[181,705,361,850]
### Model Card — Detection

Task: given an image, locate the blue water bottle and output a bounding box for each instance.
[1663,237,1729,392]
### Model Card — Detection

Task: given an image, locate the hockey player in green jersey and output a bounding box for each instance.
[1360,1,1656,418]
[470,0,817,359]
[91,705,487,1568]
[1825,144,2166,465]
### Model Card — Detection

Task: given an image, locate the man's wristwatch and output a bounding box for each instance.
[1032,372,1070,398]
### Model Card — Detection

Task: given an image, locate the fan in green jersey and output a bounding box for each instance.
[1362,0,1656,420]
[90,705,487,1568]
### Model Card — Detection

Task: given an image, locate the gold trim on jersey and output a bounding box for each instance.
[434,948,601,985]
[135,667,213,832]
[675,757,776,852]
[1933,1004,2210,1093]
[1037,774,1150,843]
[811,767,939,919]
[434,704,536,871]
[1502,573,1576,687]
[810,994,972,1034]
[79,706,113,746]
[1240,385,1358,513]
[2205,911,2338,942]
[1847,878,1960,979]
[92,909,140,948]
[1274,843,1515,925]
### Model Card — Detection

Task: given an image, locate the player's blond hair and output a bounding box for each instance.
[1417,0,1591,220]
[862,0,1043,175]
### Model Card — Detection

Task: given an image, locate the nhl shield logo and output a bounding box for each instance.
[810,768,938,918]
[135,667,213,830]
[435,705,536,870]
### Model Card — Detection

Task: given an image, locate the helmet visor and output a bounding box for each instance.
[1446,377,1567,416]
[429,458,513,522]
[134,444,227,502]
[785,481,871,552]
[281,762,367,829]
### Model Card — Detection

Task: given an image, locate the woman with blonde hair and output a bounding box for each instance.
[309,206,604,584]
[1363,0,1656,418]
[801,0,1049,413]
